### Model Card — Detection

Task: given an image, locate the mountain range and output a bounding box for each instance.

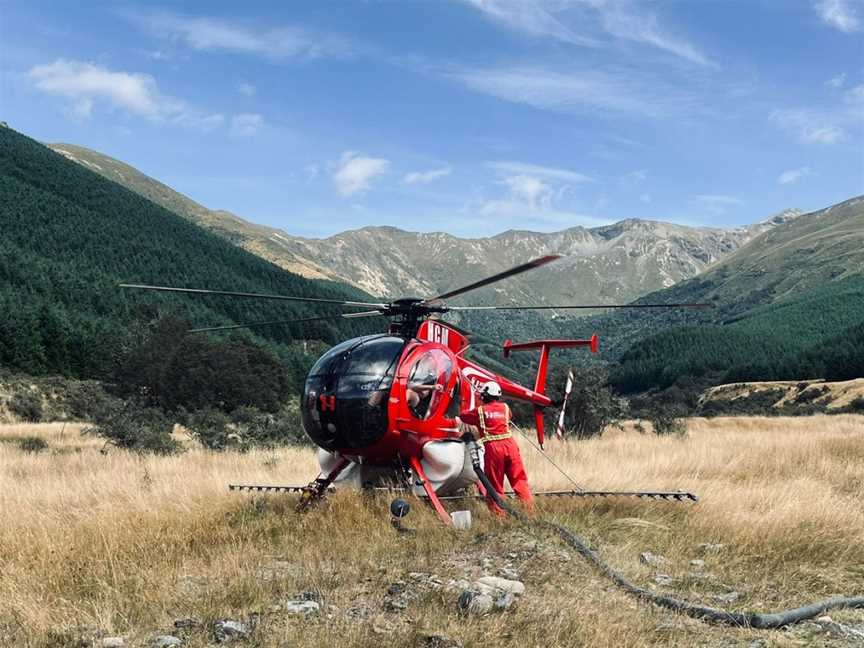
[33,135,864,392]
[49,143,801,307]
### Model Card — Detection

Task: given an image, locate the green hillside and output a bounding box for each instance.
[610,274,864,391]
[605,197,864,392]
[0,127,379,383]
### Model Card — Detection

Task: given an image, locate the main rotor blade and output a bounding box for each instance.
[119,284,388,309]
[447,303,714,311]
[188,310,386,333]
[423,255,561,304]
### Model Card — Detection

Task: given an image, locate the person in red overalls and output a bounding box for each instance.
[459,381,534,514]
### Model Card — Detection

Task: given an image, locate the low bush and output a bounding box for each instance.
[64,381,116,421]
[18,436,49,453]
[87,400,181,455]
[9,391,43,422]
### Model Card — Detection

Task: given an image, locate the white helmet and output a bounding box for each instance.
[481,381,502,398]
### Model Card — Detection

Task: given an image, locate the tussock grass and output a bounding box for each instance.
[2,416,863,647]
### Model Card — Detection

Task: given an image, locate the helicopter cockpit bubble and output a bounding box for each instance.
[301,335,406,452]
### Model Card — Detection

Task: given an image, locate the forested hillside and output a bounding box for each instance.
[0,127,379,385]
[610,274,864,392]
[605,197,864,392]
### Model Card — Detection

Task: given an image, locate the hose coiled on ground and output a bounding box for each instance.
[462,434,864,629]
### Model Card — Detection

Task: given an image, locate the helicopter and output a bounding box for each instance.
[122,255,706,524]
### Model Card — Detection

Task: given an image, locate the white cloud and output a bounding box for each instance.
[126,10,351,60]
[447,66,701,119]
[770,109,847,144]
[28,59,223,130]
[230,113,262,137]
[502,174,554,208]
[236,81,257,96]
[333,152,390,197]
[463,0,601,47]
[403,167,452,184]
[464,0,715,67]
[815,0,860,32]
[597,2,717,68]
[826,72,847,88]
[696,194,743,215]
[777,167,813,185]
[486,160,594,183]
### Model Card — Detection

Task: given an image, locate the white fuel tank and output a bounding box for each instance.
[316,441,482,496]
[315,449,393,489]
[414,439,483,496]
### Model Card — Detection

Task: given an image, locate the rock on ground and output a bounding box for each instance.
[639,552,668,567]
[151,637,182,647]
[214,619,250,643]
[282,600,321,615]
[100,638,124,648]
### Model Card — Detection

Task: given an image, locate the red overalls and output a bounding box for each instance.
[460,401,534,513]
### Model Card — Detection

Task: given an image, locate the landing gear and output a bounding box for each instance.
[408,456,452,525]
[296,456,350,513]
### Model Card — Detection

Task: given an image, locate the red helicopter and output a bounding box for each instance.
[123,255,704,524]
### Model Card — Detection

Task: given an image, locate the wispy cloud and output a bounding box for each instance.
[403,167,452,184]
[777,166,813,185]
[463,0,601,47]
[826,72,847,88]
[124,10,352,61]
[597,1,717,68]
[236,81,257,97]
[486,160,594,183]
[770,109,847,144]
[464,0,716,67]
[230,113,263,137]
[333,152,390,197]
[28,59,223,130]
[814,0,860,32]
[447,66,701,119]
[696,194,743,215]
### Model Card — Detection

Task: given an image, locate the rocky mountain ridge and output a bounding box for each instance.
[50,142,801,307]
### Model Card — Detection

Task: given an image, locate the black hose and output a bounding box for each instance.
[463,435,864,629]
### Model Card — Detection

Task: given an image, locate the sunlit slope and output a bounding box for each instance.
[603,198,864,391]
[642,196,864,317]
[0,127,378,379]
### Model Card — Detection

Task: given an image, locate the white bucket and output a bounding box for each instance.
[451,510,472,530]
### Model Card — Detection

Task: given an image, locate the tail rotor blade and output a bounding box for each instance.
[556,369,575,439]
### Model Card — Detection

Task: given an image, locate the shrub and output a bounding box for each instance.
[65,381,116,421]
[187,408,233,450]
[546,366,624,439]
[648,407,686,436]
[18,436,48,453]
[841,395,864,414]
[87,400,181,455]
[9,391,43,422]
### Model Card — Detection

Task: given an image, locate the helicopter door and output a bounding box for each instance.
[404,348,455,421]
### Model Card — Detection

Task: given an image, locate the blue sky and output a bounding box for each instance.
[2,0,862,237]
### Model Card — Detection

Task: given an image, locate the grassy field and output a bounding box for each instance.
[2,416,863,647]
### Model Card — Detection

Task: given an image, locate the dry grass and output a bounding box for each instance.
[2,416,863,647]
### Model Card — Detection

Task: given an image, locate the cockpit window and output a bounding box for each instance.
[406,349,453,420]
[301,335,406,451]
